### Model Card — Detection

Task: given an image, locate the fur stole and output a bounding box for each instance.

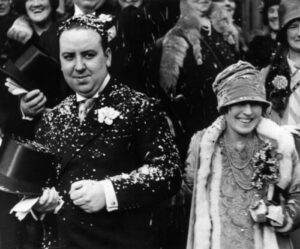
[191,116,296,249]
[159,2,237,95]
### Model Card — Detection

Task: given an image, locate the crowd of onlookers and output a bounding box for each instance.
[0,0,300,248]
[0,0,285,147]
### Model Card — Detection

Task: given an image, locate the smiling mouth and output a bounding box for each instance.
[31,8,45,14]
[74,76,90,80]
[238,118,253,124]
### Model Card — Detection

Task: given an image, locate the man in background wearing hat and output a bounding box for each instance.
[29,14,181,249]
[264,0,300,126]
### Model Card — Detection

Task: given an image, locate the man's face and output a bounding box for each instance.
[59,28,111,98]
[73,0,106,14]
[118,0,142,9]
[25,0,52,24]
[267,5,279,32]
[287,19,300,54]
[0,0,11,16]
[214,0,235,17]
[187,0,212,16]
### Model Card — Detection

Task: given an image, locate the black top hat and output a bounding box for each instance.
[0,137,56,196]
[0,45,60,92]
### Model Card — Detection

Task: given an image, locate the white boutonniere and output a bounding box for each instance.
[59,105,71,115]
[272,75,288,90]
[98,14,113,23]
[96,107,120,125]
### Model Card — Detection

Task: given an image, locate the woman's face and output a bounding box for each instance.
[25,0,52,24]
[267,5,279,31]
[0,0,11,16]
[118,0,143,9]
[187,0,212,16]
[287,19,300,53]
[225,102,263,137]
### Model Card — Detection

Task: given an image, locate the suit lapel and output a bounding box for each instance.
[61,79,119,170]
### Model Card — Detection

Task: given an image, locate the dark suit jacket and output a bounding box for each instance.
[34,79,181,249]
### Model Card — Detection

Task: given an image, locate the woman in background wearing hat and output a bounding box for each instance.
[246,0,280,69]
[185,61,300,249]
[264,0,300,125]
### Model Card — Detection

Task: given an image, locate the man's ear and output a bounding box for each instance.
[105,48,112,67]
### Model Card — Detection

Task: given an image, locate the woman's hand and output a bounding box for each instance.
[34,187,61,213]
[69,180,106,213]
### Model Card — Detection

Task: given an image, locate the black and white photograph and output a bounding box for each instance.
[0,0,300,248]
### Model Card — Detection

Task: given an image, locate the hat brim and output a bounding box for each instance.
[0,173,42,196]
[218,97,271,112]
[0,60,34,91]
[278,17,300,43]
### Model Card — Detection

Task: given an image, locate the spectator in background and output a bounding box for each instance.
[246,0,280,69]
[111,0,180,93]
[0,0,18,64]
[213,0,248,55]
[5,0,59,59]
[263,0,300,125]
[159,0,238,156]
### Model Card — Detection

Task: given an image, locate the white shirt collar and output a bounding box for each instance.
[76,74,111,102]
[74,4,96,16]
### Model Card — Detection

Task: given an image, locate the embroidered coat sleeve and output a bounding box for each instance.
[109,100,182,210]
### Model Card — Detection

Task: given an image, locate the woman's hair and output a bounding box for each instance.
[14,0,59,21]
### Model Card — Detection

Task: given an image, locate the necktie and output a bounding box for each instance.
[78,98,96,123]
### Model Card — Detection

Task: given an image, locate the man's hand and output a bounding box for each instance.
[34,187,61,213]
[7,15,33,44]
[20,89,47,117]
[70,180,106,213]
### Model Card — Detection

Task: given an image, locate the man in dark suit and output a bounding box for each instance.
[31,14,181,249]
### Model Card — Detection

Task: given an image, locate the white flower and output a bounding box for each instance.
[96,107,120,125]
[98,14,112,23]
[59,105,71,115]
[272,75,288,90]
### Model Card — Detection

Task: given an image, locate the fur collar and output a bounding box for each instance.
[193,116,296,249]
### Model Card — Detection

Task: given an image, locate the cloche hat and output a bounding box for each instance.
[213,61,271,112]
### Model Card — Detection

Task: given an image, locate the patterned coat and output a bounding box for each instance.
[34,79,181,249]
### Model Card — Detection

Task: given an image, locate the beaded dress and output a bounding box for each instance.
[218,135,264,249]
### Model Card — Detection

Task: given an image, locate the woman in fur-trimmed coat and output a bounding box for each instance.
[184,61,300,249]
[159,0,238,153]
